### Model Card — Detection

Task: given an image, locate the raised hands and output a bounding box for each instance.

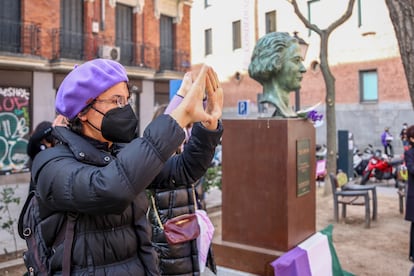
[170,65,223,130]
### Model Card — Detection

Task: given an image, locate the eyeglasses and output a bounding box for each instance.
[94,95,133,108]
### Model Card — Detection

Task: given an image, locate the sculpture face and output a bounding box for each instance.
[274,43,306,93]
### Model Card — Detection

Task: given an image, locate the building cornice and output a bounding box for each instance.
[0,56,167,80]
[154,70,185,80]
[154,0,189,23]
[0,55,49,71]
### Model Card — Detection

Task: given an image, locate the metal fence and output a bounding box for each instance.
[0,19,190,73]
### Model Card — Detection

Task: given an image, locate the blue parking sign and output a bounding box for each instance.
[238,100,249,116]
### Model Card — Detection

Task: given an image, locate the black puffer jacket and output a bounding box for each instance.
[31,115,223,275]
[149,181,216,276]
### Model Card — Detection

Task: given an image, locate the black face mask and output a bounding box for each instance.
[89,105,138,143]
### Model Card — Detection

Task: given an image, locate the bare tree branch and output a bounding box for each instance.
[290,0,322,35]
[326,0,356,33]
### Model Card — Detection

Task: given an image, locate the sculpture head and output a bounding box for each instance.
[248,32,307,117]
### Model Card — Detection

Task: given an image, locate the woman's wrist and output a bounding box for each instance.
[201,119,219,130]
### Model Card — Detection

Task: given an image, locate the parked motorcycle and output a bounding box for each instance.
[353,144,374,178]
[316,144,327,161]
[316,144,327,183]
[360,148,403,186]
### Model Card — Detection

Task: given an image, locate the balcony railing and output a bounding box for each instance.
[0,19,40,55]
[49,28,190,73]
[0,20,191,73]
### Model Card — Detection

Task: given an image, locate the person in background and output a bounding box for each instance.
[26,121,54,191]
[404,125,414,263]
[152,104,168,121]
[30,59,223,275]
[401,123,409,151]
[381,127,394,157]
[26,121,54,162]
[148,72,217,275]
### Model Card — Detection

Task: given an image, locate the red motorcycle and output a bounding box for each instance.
[360,149,403,185]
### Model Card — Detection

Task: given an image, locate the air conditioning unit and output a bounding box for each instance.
[99,45,121,61]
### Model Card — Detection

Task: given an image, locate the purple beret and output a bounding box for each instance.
[56,59,129,119]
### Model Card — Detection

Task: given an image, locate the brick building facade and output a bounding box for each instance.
[0,0,192,174]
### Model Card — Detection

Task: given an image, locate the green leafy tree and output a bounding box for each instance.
[202,166,222,192]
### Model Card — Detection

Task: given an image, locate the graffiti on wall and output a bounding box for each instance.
[0,87,30,174]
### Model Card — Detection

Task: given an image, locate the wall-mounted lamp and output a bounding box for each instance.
[310,60,320,72]
[235,71,241,81]
[234,72,241,80]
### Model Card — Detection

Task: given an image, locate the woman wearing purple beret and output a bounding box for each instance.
[28,59,223,275]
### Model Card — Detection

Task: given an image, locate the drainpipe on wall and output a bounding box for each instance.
[101,0,105,30]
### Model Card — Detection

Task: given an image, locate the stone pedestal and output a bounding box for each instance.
[213,118,316,275]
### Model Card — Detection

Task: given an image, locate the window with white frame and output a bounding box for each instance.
[360,70,378,102]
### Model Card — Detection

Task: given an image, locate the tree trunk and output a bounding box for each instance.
[385,0,414,109]
[319,31,337,196]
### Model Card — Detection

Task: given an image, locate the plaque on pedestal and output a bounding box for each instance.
[213,118,316,275]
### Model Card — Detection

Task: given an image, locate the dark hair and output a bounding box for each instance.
[35,121,54,144]
[152,104,168,121]
[406,125,414,146]
[27,121,54,160]
[68,104,93,135]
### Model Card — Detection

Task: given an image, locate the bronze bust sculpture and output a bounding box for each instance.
[248,32,306,118]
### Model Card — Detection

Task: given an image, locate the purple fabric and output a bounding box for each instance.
[56,59,128,119]
[164,95,183,114]
[164,94,207,115]
[271,247,312,276]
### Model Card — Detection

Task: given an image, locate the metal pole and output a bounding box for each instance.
[295,88,300,111]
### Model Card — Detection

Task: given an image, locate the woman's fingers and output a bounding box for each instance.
[206,74,215,98]
[53,115,68,127]
[207,67,219,89]
[177,72,193,97]
[205,67,223,116]
[191,64,208,99]
[176,65,210,123]
[201,67,223,130]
